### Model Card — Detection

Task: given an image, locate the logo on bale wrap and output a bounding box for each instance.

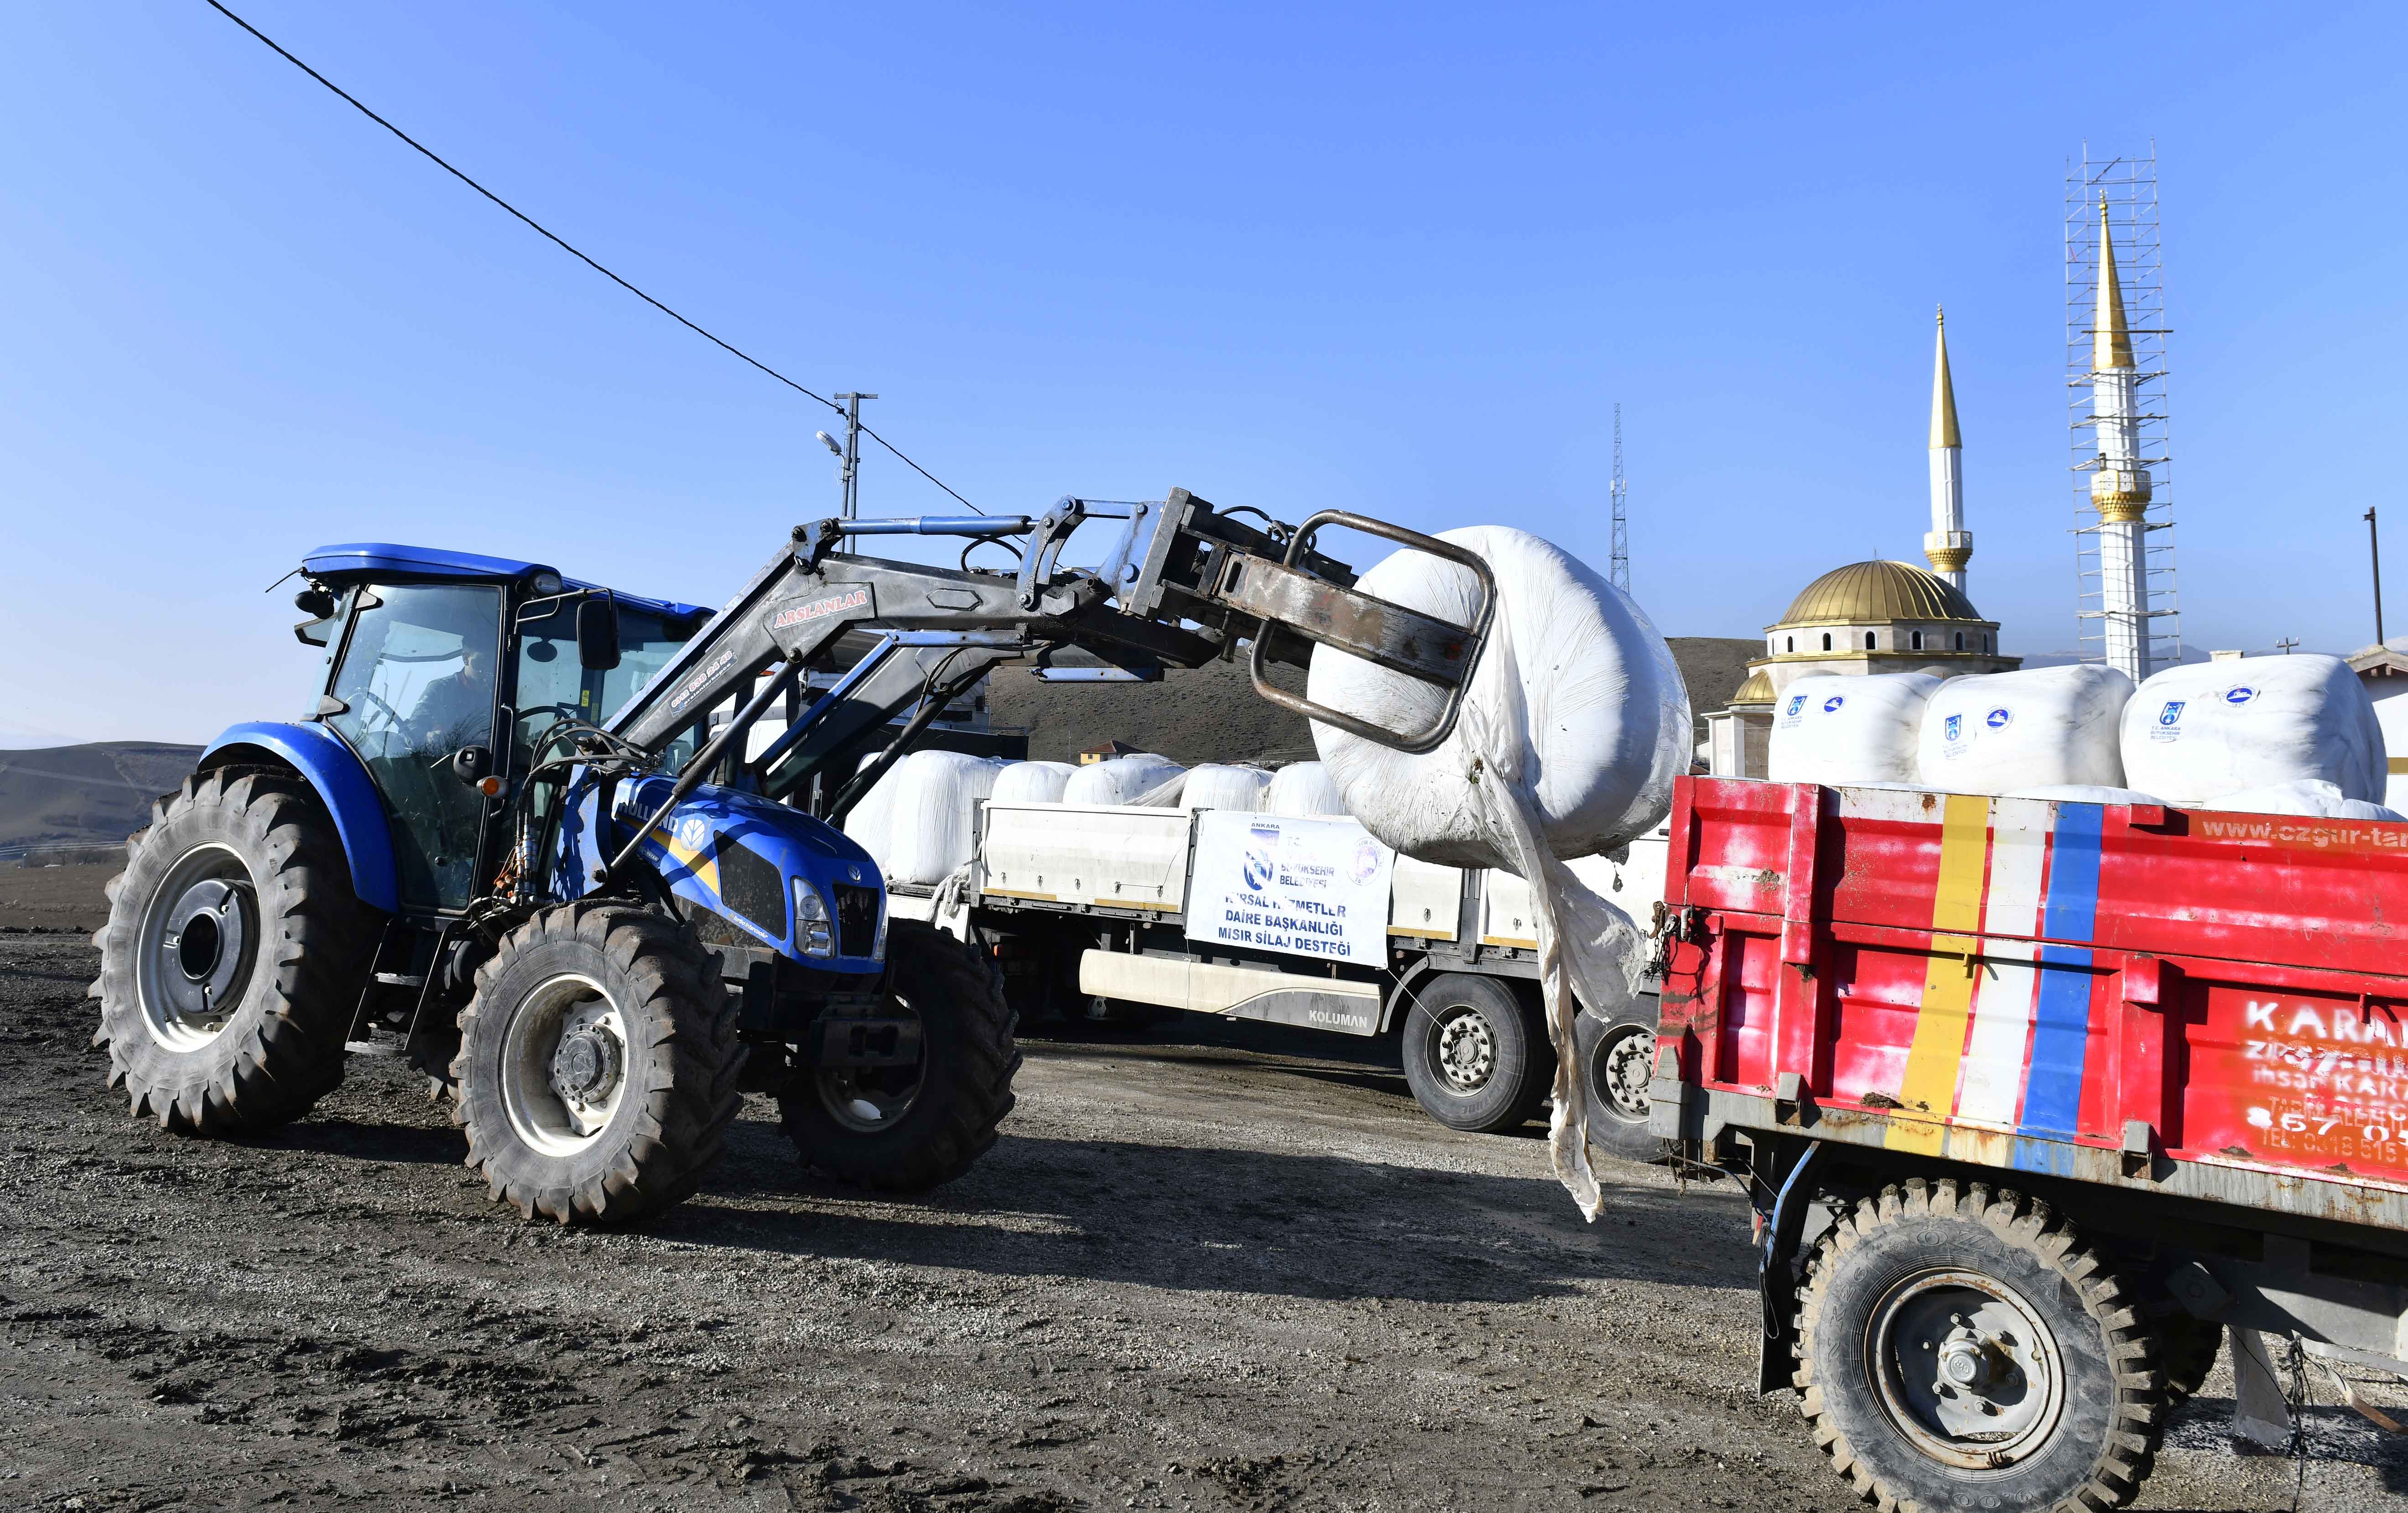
[1822,695,1846,713]
[2226,686,2258,705]
[1943,713,1962,743]
[1987,707,2013,730]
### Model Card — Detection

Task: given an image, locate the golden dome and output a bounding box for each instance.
[1731,669,1776,706]
[1774,560,1984,628]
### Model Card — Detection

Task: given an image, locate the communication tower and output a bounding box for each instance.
[1609,404,1630,594]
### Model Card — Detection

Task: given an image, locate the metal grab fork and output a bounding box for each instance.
[1214,510,1498,755]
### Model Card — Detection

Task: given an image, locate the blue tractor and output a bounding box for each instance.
[92,499,1492,1225]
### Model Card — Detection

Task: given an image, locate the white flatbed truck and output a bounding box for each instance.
[889,798,1670,1155]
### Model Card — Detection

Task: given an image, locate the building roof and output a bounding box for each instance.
[1773,560,1986,628]
[1730,668,1775,706]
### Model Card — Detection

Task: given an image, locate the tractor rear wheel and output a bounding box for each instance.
[780,919,1019,1191]
[91,769,376,1133]
[452,902,744,1224]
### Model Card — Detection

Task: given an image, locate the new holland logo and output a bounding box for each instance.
[2159,700,2186,727]
[1943,713,1962,742]
[1986,707,2013,729]
[673,815,711,853]
[767,585,871,633]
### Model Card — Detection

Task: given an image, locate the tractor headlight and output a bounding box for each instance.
[792,879,834,958]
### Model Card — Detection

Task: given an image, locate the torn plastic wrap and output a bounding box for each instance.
[1304,525,1690,1218]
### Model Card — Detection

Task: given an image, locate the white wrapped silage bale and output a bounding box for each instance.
[1265,761,1347,816]
[1916,664,2134,795]
[2200,779,2403,822]
[1308,527,1690,867]
[991,760,1077,805]
[1303,525,1689,1220]
[1061,754,1185,807]
[1768,672,1942,786]
[2119,655,2385,806]
[1182,764,1272,811]
[2006,784,2166,805]
[2372,692,2408,811]
[840,750,1004,885]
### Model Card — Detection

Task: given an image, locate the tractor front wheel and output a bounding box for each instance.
[780,919,1019,1191]
[91,769,375,1133]
[452,902,743,1224]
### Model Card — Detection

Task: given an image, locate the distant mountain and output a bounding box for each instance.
[2014,645,2226,670]
[0,743,203,853]
[0,724,90,751]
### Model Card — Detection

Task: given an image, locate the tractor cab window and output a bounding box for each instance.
[325,582,504,910]
[510,599,701,775]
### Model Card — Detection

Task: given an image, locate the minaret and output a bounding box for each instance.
[1922,306,1970,592]
[2089,195,2153,681]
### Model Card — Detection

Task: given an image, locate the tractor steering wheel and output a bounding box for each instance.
[350,688,410,739]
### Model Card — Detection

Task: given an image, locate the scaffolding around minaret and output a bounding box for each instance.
[2068,146,2183,680]
[1923,306,1970,592]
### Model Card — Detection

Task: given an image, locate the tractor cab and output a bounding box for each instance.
[293,544,709,913]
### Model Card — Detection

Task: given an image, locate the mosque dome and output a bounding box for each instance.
[1774,560,1984,628]
[1730,668,1775,707]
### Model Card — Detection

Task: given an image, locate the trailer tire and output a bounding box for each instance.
[780,919,1019,1191]
[2155,1313,2221,1405]
[1400,973,1552,1134]
[1794,1178,2162,1513]
[91,769,375,1133]
[1571,995,1664,1165]
[452,902,743,1225]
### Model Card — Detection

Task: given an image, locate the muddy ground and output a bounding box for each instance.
[2,932,2402,1512]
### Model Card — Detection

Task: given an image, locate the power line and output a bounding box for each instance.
[198,0,983,515]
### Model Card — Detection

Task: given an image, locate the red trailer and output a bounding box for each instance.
[1649,776,2408,1512]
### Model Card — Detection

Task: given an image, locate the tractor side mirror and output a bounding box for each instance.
[576,595,622,672]
[450,745,501,796]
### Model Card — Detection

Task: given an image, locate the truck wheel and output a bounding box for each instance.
[2155,1313,2222,1405]
[1794,1179,2162,1513]
[1572,996,1664,1165]
[780,919,1019,1191]
[91,769,374,1133]
[1399,973,1552,1134]
[452,902,743,1225]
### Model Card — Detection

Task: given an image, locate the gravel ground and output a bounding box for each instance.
[2,933,2402,1512]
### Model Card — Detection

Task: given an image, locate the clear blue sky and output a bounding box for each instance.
[5,3,2403,744]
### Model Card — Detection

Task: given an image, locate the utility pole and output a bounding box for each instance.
[1609,404,1630,594]
[836,392,878,519]
[2368,507,2386,648]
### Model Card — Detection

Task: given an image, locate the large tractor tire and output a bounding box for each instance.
[91,769,376,1133]
[1571,995,1665,1165]
[1399,972,1553,1134]
[452,902,744,1225]
[780,918,1019,1191]
[1794,1178,2164,1513]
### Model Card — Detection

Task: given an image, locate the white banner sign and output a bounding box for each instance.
[1186,811,1394,964]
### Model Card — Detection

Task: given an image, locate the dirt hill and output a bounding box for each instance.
[0,743,202,855]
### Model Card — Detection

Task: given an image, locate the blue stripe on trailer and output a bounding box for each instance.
[2013,803,2103,1167]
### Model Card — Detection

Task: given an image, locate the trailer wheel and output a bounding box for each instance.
[452,902,743,1225]
[1571,996,1664,1164]
[1400,973,1552,1134]
[91,769,375,1133]
[779,919,1019,1191]
[1794,1179,2162,1513]
[2155,1313,2222,1405]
